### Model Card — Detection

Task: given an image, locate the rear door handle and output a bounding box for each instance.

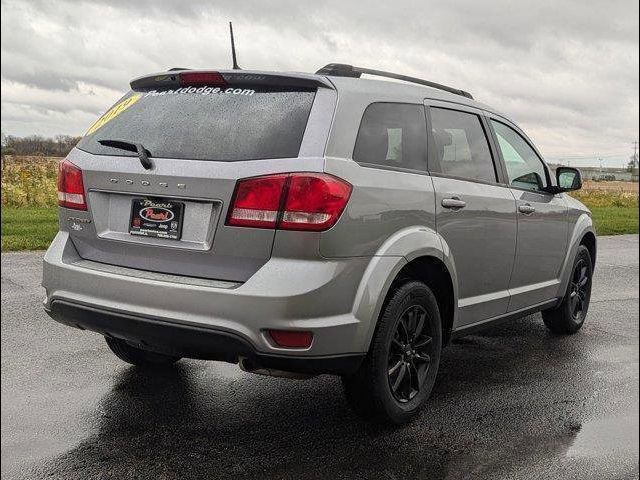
[518,204,536,215]
[441,197,467,210]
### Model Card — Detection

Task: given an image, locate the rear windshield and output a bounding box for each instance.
[77,86,316,161]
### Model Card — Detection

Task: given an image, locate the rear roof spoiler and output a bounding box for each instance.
[130,70,333,91]
[316,63,473,99]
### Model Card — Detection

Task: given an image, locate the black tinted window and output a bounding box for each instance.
[491,120,547,191]
[353,103,427,172]
[77,87,316,161]
[430,108,496,183]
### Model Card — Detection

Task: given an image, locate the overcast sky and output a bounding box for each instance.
[1,0,638,166]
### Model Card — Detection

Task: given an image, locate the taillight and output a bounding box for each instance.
[280,174,352,231]
[57,160,87,211]
[179,71,226,87]
[227,174,288,228]
[226,173,351,232]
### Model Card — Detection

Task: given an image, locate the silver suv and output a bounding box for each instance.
[43,64,596,424]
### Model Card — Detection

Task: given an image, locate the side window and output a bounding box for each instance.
[353,103,427,172]
[429,107,496,183]
[491,120,547,191]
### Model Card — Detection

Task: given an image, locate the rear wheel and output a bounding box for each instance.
[105,337,181,367]
[542,245,593,334]
[342,281,442,424]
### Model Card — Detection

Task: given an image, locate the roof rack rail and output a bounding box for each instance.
[168,67,191,71]
[315,63,473,99]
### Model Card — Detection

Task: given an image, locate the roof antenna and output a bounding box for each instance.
[229,22,241,70]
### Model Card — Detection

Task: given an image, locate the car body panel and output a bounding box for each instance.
[507,188,569,310]
[431,176,517,325]
[350,225,457,348]
[321,156,436,258]
[44,231,372,357]
[557,198,596,296]
[64,149,326,282]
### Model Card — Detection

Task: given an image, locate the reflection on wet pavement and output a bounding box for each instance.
[568,414,639,459]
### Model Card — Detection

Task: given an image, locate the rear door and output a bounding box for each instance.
[487,117,568,310]
[64,72,335,282]
[426,101,517,326]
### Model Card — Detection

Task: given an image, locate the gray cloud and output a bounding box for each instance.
[1,0,638,165]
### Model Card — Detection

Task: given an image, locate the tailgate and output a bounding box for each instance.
[64,150,326,282]
[61,71,335,282]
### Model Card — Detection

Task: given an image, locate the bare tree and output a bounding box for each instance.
[1,134,82,157]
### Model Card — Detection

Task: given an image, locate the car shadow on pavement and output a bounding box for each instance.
[34,316,592,480]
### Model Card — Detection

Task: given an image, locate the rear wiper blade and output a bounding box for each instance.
[97,139,153,170]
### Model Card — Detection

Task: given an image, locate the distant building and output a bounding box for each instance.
[548,164,639,182]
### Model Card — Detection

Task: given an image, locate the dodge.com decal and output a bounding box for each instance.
[143,86,255,97]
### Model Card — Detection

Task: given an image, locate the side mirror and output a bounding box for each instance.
[556,167,582,192]
[541,167,582,194]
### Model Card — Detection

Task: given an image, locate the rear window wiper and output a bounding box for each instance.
[98,139,153,170]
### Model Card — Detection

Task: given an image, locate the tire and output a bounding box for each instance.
[105,336,181,367]
[342,281,442,425]
[542,245,593,334]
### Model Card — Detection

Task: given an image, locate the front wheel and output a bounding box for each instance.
[342,281,442,424]
[105,337,181,367]
[542,245,593,334]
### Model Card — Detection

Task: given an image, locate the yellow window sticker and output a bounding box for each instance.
[85,93,142,136]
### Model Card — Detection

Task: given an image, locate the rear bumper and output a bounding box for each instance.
[42,232,371,368]
[46,300,364,375]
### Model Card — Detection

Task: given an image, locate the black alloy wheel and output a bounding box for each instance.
[387,305,434,403]
[568,258,590,322]
[542,245,593,335]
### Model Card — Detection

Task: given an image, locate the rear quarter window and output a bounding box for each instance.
[353,103,428,172]
[77,86,316,161]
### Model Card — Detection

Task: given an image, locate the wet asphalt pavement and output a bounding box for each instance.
[1,235,638,480]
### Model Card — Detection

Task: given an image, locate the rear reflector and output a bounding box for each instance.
[57,160,87,210]
[179,71,226,87]
[226,173,351,231]
[268,330,313,349]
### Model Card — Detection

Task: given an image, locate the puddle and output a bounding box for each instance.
[567,413,639,459]
[586,343,640,364]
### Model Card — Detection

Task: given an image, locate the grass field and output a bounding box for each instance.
[571,188,639,235]
[1,207,59,251]
[1,156,638,251]
[588,206,639,235]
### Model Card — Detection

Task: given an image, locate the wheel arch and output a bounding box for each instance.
[352,226,459,351]
[557,214,596,296]
[580,230,597,269]
[391,256,456,345]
